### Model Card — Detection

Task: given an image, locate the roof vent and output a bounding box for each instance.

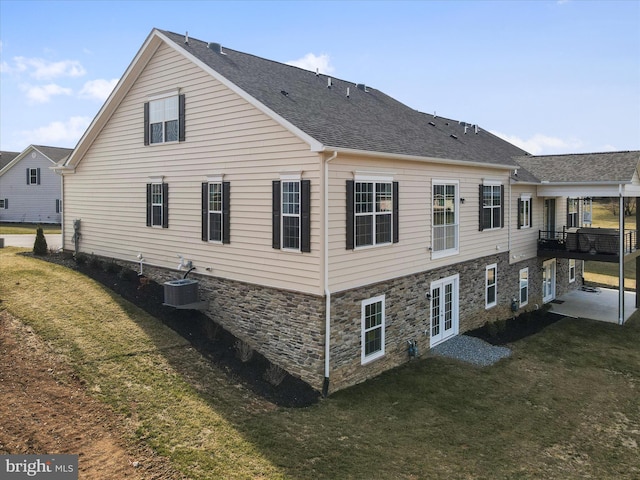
[281,90,289,96]
[327,77,332,89]
[185,31,189,45]
[346,87,350,98]
[429,121,436,126]
[475,125,479,134]
[356,83,369,92]
[464,125,468,134]
[207,42,226,55]
[316,68,320,77]
[450,134,458,140]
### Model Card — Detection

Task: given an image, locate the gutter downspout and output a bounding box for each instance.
[323,151,338,397]
[619,185,625,325]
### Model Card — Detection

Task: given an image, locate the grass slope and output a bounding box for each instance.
[0,223,61,234]
[1,247,639,479]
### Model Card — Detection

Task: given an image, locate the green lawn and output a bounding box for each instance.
[0,223,61,234]
[1,247,639,479]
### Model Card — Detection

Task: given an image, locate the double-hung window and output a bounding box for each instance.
[0,199,6,209]
[569,259,576,283]
[519,268,529,307]
[146,180,168,228]
[26,168,40,185]
[518,195,532,229]
[346,177,399,249]
[272,177,310,252]
[486,263,497,309]
[480,182,504,230]
[144,92,185,145]
[432,180,458,257]
[202,179,230,243]
[361,295,385,364]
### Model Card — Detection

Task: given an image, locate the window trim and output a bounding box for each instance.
[0,199,6,209]
[569,259,576,283]
[518,195,532,229]
[201,180,230,244]
[354,179,394,249]
[144,93,185,146]
[272,178,310,252]
[431,179,459,259]
[281,179,301,251]
[26,168,40,185]
[146,182,168,228]
[486,263,498,309]
[519,267,529,308]
[361,294,386,364]
[480,182,504,231]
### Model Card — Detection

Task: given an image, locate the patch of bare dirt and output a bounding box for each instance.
[0,310,186,479]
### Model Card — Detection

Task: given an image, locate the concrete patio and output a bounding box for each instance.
[549,287,637,324]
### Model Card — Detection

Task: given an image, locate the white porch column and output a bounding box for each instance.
[619,190,625,325]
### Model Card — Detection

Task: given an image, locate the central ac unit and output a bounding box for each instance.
[163,279,199,307]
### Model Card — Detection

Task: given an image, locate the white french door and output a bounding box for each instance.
[430,274,459,347]
[542,259,556,303]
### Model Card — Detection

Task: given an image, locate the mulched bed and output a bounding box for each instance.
[466,309,565,345]
[29,251,320,408]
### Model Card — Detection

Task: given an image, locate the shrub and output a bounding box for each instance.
[263,364,287,386]
[234,340,254,363]
[117,267,138,282]
[32,226,48,256]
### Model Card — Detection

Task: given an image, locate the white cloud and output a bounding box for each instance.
[79,78,118,101]
[491,131,583,155]
[11,56,86,79]
[20,116,91,146]
[286,53,335,75]
[21,83,73,103]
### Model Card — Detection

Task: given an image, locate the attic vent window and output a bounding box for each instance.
[207,42,226,55]
[356,83,369,92]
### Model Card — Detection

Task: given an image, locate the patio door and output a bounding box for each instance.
[430,274,459,347]
[542,259,556,303]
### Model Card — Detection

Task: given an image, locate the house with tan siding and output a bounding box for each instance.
[0,145,72,224]
[58,29,639,394]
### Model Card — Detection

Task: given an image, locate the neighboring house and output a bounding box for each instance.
[0,145,72,223]
[57,29,640,394]
[0,151,20,171]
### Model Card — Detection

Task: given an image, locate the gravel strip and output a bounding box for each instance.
[430,335,512,366]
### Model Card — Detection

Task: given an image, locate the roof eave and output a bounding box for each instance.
[320,145,516,170]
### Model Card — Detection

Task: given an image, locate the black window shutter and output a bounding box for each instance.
[146,184,152,226]
[393,181,399,243]
[500,185,505,228]
[26,168,29,185]
[222,181,231,244]
[272,180,281,249]
[478,184,484,231]
[301,179,311,252]
[36,168,41,185]
[529,199,533,228]
[4,199,8,209]
[178,94,186,142]
[56,199,60,214]
[143,102,150,146]
[346,180,355,250]
[162,183,169,228]
[517,198,523,229]
[201,183,208,241]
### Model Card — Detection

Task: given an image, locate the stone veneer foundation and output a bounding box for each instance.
[109,253,582,394]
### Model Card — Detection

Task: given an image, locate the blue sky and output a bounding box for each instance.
[1,0,638,155]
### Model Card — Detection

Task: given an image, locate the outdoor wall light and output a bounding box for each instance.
[460,198,465,204]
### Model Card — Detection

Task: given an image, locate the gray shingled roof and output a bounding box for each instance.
[514,151,640,184]
[33,145,73,163]
[0,151,20,170]
[161,30,527,167]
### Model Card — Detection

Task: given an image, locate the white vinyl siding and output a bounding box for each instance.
[509,186,541,265]
[62,42,321,294]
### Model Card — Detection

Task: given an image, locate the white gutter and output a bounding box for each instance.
[323,150,338,396]
[320,146,516,171]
